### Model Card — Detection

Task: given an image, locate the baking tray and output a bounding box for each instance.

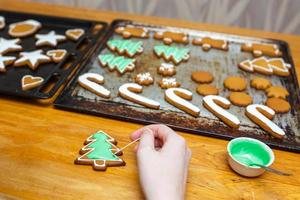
[0,10,108,99]
[55,20,300,152]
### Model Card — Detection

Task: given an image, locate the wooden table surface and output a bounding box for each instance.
[0,1,299,199]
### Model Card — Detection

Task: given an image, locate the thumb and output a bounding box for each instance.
[138,128,154,150]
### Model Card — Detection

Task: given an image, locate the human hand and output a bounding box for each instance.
[131,124,191,200]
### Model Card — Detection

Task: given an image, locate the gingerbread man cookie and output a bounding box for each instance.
[154,31,188,45]
[241,42,281,57]
[224,76,247,91]
[196,84,219,96]
[115,25,149,39]
[0,38,22,55]
[14,50,50,70]
[0,55,16,72]
[107,39,143,57]
[265,98,291,114]
[228,92,253,107]
[250,77,272,90]
[98,54,136,74]
[0,16,5,29]
[246,104,285,139]
[191,71,214,84]
[78,73,111,98]
[74,130,125,171]
[154,45,190,65]
[65,28,85,41]
[135,72,154,86]
[47,49,68,63]
[193,37,228,51]
[35,31,66,47]
[266,86,289,99]
[119,83,160,109]
[21,75,44,91]
[158,63,176,76]
[159,77,181,89]
[9,19,41,37]
[165,87,200,117]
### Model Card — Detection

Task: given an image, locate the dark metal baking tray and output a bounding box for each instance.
[0,10,108,99]
[55,20,300,152]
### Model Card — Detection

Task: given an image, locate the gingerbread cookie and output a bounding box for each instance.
[154,31,188,45]
[115,25,149,39]
[135,72,154,86]
[268,58,291,77]
[9,19,41,37]
[241,42,281,57]
[0,16,5,29]
[165,87,200,117]
[119,83,160,109]
[193,37,228,51]
[158,63,176,76]
[246,104,285,139]
[14,50,50,70]
[203,95,240,128]
[265,98,290,114]
[0,55,16,72]
[266,86,289,99]
[78,73,110,98]
[196,84,219,96]
[224,76,247,91]
[107,39,143,57]
[0,38,22,55]
[47,49,68,63]
[250,77,272,90]
[21,75,44,91]
[74,130,125,171]
[159,77,180,89]
[154,45,190,65]
[35,31,66,47]
[65,28,84,41]
[191,71,214,83]
[98,54,136,74]
[228,92,252,107]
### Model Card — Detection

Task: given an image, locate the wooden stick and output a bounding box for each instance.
[114,138,140,155]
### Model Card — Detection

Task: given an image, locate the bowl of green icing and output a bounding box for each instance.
[227,137,274,177]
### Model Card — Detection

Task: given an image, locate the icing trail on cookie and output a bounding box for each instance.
[35,31,66,47]
[119,83,160,109]
[21,75,44,90]
[154,45,190,64]
[136,72,153,82]
[98,54,135,74]
[203,95,240,128]
[246,104,285,138]
[160,63,174,72]
[78,73,110,98]
[165,88,200,117]
[0,38,22,55]
[107,39,143,57]
[9,19,41,37]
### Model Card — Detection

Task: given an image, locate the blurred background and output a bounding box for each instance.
[29,0,300,35]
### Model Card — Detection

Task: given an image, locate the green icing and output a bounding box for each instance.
[85,131,120,161]
[107,39,143,56]
[154,45,189,63]
[98,54,135,74]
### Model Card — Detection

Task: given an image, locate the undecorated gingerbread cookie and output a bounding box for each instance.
[9,19,41,37]
[196,84,219,96]
[159,77,180,89]
[74,130,125,171]
[47,49,68,63]
[0,55,16,72]
[224,76,247,91]
[21,75,44,91]
[135,72,154,86]
[158,63,176,76]
[14,50,50,70]
[250,77,272,90]
[241,42,281,57]
[65,28,84,41]
[0,16,5,29]
[228,92,253,107]
[265,98,290,114]
[98,54,136,74]
[266,86,289,99]
[193,37,228,51]
[78,73,111,98]
[154,45,190,65]
[191,71,214,83]
[0,38,22,55]
[35,31,66,47]
[154,31,188,45]
[107,39,143,57]
[115,25,149,39]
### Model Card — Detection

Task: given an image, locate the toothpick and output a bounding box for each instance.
[114,138,140,155]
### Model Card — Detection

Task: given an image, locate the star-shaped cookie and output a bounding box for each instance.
[35,31,66,47]
[0,55,16,72]
[14,50,50,70]
[0,38,22,55]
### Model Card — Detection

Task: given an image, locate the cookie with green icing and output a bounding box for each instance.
[107,39,143,57]
[74,131,125,171]
[98,53,136,74]
[154,45,190,65]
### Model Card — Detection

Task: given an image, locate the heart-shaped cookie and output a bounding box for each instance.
[65,28,85,41]
[21,75,44,91]
[47,49,67,63]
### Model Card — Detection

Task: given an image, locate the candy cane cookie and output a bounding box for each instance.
[78,73,111,98]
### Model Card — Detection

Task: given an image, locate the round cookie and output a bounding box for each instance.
[266,86,289,99]
[265,98,291,113]
[191,71,214,83]
[228,92,253,107]
[196,84,218,96]
[224,76,247,91]
[251,77,272,90]
[135,72,154,86]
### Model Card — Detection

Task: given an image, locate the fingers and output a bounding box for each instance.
[131,124,175,142]
[137,128,154,150]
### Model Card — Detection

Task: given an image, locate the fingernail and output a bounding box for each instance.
[142,128,152,135]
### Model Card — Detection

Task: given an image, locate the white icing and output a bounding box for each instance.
[136,72,153,82]
[14,50,50,69]
[0,16,5,29]
[161,77,178,87]
[203,95,240,127]
[159,63,175,73]
[0,38,22,55]
[165,87,200,116]
[35,31,66,47]
[246,104,285,137]
[78,73,110,98]
[268,58,290,73]
[22,75,44,89]
[0,55,16,71]
[9,20,41,36]
[119,83,160,109]
[251,57,273,73]
[66,28,84,40]
[47,49,67,61]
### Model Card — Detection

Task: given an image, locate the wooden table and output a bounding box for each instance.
[0,1,299,199]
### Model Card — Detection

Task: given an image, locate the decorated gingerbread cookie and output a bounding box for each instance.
[196,84,219,96]
[159,77,180,89]
[14,50,50,70]
[135,72,154,86]
[47,49,68,63]
[165,87,200,117]
[203,95,240,128]
[224,76,247,91]
[192,37,228,51]
[98,54,136,74]
[74,130,125,171]
[65,28,84,41]
[228,92,253,107]
[157,63,176,76]
[119,83,160,109]
[0,16,5,29]
[9,19,41,37]
[0,38,22,55]
[0,55,16,72]
[78,73,111,98]
[107,39,143,57]
[265,98,291,114]
[191,71,214,83]
[268,58,291,77]
[241,42,281,57]
[115,25,149,39]
[21,75,44,91]
[35,31,66,47]
[250,77,272,90]
[246,104,285,139]
[154,31,188,45]
[266,86,289,99]
[154,45,190,65]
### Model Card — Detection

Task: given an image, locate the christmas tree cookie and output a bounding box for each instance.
[107,39,143,57]
[154,45,190,65]
[75,131,125,171]
[98,53,136,74]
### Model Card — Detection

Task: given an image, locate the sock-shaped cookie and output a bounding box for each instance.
[78,73,110,98]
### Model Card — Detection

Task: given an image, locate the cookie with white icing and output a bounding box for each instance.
[0,38,22,55]
[159,77,180,89]
[135,72,154,86]
[154,45,190,65]
[65,28,85,41]
[107,39,143,57]
[154,31,188,45]
[14,50,50,70]
[0,16,5,29]
[9,19,41,37]
[78,73,110,98]
[0,55,16,72]
[47,49,67,63]
[21,75,44,91]
[35,31,66,47]
[158,63,176,76]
